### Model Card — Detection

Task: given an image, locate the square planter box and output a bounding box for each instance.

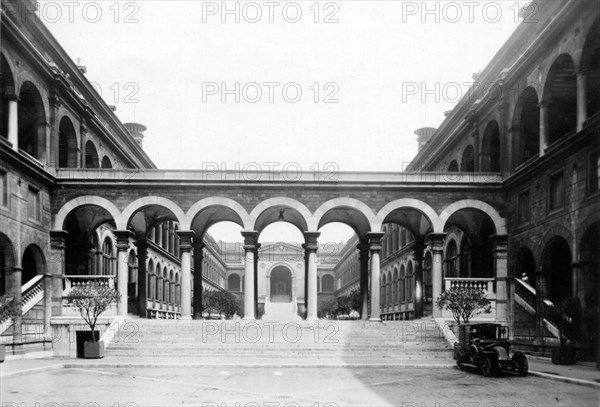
[83,341,105,359]
[76,330,101,358]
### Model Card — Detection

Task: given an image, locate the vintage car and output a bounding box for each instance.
[454,323,528,377]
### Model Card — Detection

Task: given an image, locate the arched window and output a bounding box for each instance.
[155,262,162,301]
[85,141,99,168]
[101,156,112,169]
[448,160,459,172]
[18,82,47,162]
[59,117,78,168]
[322,274,334,292]
[147,259,154,300]
[512,87,540,167]
[381,274,387,307]
[460,145,475,172]
[481,121,500,172]
[101,238,114,275]
[544,54,577,144]
[444,240,458,278]
[128,251,137,298]
[423,253,433,304]
[399,265,406,303]
[392,268,398,304]
[407,262,414,301]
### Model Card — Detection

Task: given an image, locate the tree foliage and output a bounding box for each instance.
[0,295,21,322]
[67,283,121,342]
[202,289,241,318]
[436,286,491,324]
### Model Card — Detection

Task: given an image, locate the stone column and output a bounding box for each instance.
[538,100,550,156]
[303,247,309,316]
[241,231,258,320]
[6,266,23,340]
[254,243,261,318]
[49,231,69,316]
[367,232,384,321]
[577,69,588,132]
[304,232,320,321]
[357,242,370,320]
[7,93,18,151]
[492,235,509,324]
[177,230,195,319]
[192,242,205,319]
[413,242,425,318]
[426,233,446,318]
[114,231,132,317]
[43,270,52,335]
[136,240,148,317]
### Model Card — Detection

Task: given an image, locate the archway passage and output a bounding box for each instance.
[58,117,78,168]
[515,246,536,289]
[512,87,540,168]
[228,273,241,292]
[22,245,44,285]
[85,141,99,168]
[270,266,292,303]
[18,82,46,161]
[545,54,577,144]
[481,121,500,172]
[541,237,572,302]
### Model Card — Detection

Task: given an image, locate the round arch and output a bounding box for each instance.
[53,196,121,230]
[481,120,500,172]
[118,196,185,230]
[58,116,78,168]
[313,198,376,236]
[185,196,251,231]
[101,156,112,169]
[438,199,506,235]
[251,197,312,234]
[460,145,475,173]
[21,244,46,285]
[18,81,47,161]
[84,140,99,168]
[376,198,441,234]
[448,160,459,172]
[511,86,540,167]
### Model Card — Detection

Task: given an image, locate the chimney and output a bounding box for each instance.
[124,122,147,148]
[414,127,436,151]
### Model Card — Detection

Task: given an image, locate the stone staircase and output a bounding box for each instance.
[105,318,454,366]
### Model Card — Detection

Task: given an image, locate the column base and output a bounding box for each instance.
[305,317,319,322]
[368,317,382,322]
[179,316,192,320]
[243,316,256,321]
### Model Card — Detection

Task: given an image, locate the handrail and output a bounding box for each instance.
[21,274,44,293]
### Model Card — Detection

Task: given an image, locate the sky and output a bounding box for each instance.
[37,0,530,242]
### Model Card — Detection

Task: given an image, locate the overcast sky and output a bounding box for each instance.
[38,0,530,242]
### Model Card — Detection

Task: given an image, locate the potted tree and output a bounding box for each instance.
[0,295,21,363]
[541,297,582,365]
[436,286,491,359]
[67,283,121,359]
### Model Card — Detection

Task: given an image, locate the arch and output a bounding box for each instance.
[515,245,536,288]
[21,244,46,285]
[118,196,185,230]
[448,160,459,172]
[376,198,441,234]
[101,156,112,169]
[58,116,78,168]
[18,81,47,161]
[251,197,312,233]
[314,197,376,235]
[439,199,506,235]
[512,87,540,167]
[540,236,572,302]
[581,16,600,118]
[270,265,293,302]
[84,140,99,168]
[481,120,500,172]
[460,145,475,173]
[185,196,251,232]
[1,53,16,139]
[542,53,577,144]
[536,223,574,261]
[322,274,334,292]
[53,196,121,230]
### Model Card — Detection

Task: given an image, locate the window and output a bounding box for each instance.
[590,150,600,194]
[549,172,565,211]
[28,187,41,221]
[518,190,530,224]
[0,171,7,207]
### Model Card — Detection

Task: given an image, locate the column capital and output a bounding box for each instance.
[303,232,320,251]
[5,92,19,102]
[50,230,69,248]
[538,99,550,108]
[114,230,133,250]
[356,242,370,255]
[177,230,195,251]
[425,233,446,252]
[241,231,259,250]
[367,232,385,252]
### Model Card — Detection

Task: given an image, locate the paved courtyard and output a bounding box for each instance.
[2,366,598,407]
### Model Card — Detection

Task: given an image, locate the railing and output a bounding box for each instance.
[0,275,45,334]
[513,277,559,338]
[64,275,116,292]
[145,300,180,319]
[444,278,496,297]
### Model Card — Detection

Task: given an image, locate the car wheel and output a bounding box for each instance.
[513,353,528,377]
[480,356,493,377]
